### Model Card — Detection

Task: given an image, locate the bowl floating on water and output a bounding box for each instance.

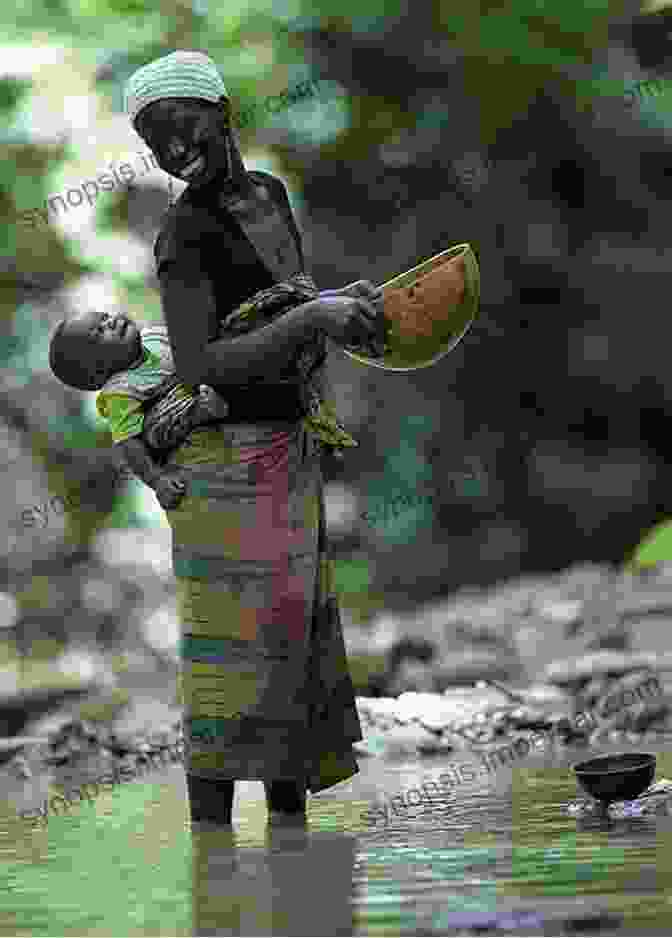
[572,752,656,807]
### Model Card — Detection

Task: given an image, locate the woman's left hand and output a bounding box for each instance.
[320,281,386,356]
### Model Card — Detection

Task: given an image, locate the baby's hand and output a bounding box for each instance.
[154,471,186,510]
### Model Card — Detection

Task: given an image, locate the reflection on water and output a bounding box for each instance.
[1,748,672,935]
[192,824,356,936]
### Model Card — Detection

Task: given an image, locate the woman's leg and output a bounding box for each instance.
[264,778,307,816]
[186,775,235,824]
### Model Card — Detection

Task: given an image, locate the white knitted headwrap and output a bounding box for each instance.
[124,50,229,130]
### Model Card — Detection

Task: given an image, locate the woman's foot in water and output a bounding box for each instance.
[187,775,234,826]
[264,779,307,824]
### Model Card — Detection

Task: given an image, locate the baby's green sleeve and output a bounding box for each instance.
[96,392,145,444]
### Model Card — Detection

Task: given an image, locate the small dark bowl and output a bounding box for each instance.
[572,752,656,804]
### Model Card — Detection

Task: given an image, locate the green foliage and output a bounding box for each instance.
[103,477,152,529]
[626,519,672,569]
[363,414,436,542]
[98,0,152,14]
[77,687,131,722]
[0,0,659,564]
[333,555,371,594]
[346,653,387,692]
[0,77,33,119]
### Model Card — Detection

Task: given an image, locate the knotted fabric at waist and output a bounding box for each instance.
[209,381,305,422]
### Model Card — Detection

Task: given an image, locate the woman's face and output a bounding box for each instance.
[135,97,233,188]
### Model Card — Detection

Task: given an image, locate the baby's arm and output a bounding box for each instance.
[98,392,186,509]
[116,437,185,510]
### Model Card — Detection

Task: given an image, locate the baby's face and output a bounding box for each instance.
[65,310,141,380]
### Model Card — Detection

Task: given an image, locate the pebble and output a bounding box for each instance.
[419,713,452,733]
[544,651,658,686]
[374,724,438,756]
[416,734,454,755]
[537,599,584,625]
[588,729,608,745]
[523,684,572,705]
[9,755,32,779]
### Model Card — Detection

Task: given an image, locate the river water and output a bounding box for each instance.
[1,742,671,935]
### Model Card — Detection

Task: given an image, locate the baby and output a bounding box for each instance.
[48,280,370,510]
[49,309,229,510]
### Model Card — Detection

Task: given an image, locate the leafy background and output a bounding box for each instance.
[2,0,672,696]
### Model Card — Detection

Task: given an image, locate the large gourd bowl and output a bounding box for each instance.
[341,243,480,372]
[572,752,656,804]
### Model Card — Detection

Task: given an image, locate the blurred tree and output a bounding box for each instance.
[2,0,671,623]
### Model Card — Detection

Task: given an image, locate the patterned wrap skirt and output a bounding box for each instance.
[163,420,363,793]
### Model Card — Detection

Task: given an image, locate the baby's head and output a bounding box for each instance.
[49,310,142,391]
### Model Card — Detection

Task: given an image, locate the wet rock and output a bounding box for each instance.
[579,676,609,709]
[584,624,630,651]
[488,711,511,737]
[8,754,32,779]
[0,737,41,767]
[521,683,572,706]
[44,747,73,768]
[588,729,610,745]
[508,706,551,730]
[552,715,585,742]
[417,698,464,732]
[0,684,101,738]
[630,702,670,731]
[585,669,668,732]
[394,691,447,723]
[625,731,642,744]
[352,735,388,757]
[544,651,660,686]
[382,637,437,695]
[434,650,523,689]
[104,732,143,759]
[416,734,454,755]
[373,723,439,757]
[535,598,584,628]
[386,659,435,695]
[146,724,179,748]
[352,557,672,759]
[49,719,99,748]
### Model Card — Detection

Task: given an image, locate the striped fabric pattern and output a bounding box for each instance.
[163,421,362,791]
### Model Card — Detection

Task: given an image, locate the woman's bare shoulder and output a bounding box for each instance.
[248,169,288,195]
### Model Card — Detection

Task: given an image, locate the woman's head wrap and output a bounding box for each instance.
[124,50,229,130]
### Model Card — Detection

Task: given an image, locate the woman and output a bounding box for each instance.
[124,51,382,825]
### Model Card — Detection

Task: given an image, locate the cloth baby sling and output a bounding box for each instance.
[143,271,358,455]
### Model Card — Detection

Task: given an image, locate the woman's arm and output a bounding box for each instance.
[159,267,320,387]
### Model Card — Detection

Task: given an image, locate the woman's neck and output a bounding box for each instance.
[215,133,252,199]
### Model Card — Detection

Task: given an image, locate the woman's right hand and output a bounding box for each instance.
[308,294,384,354]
